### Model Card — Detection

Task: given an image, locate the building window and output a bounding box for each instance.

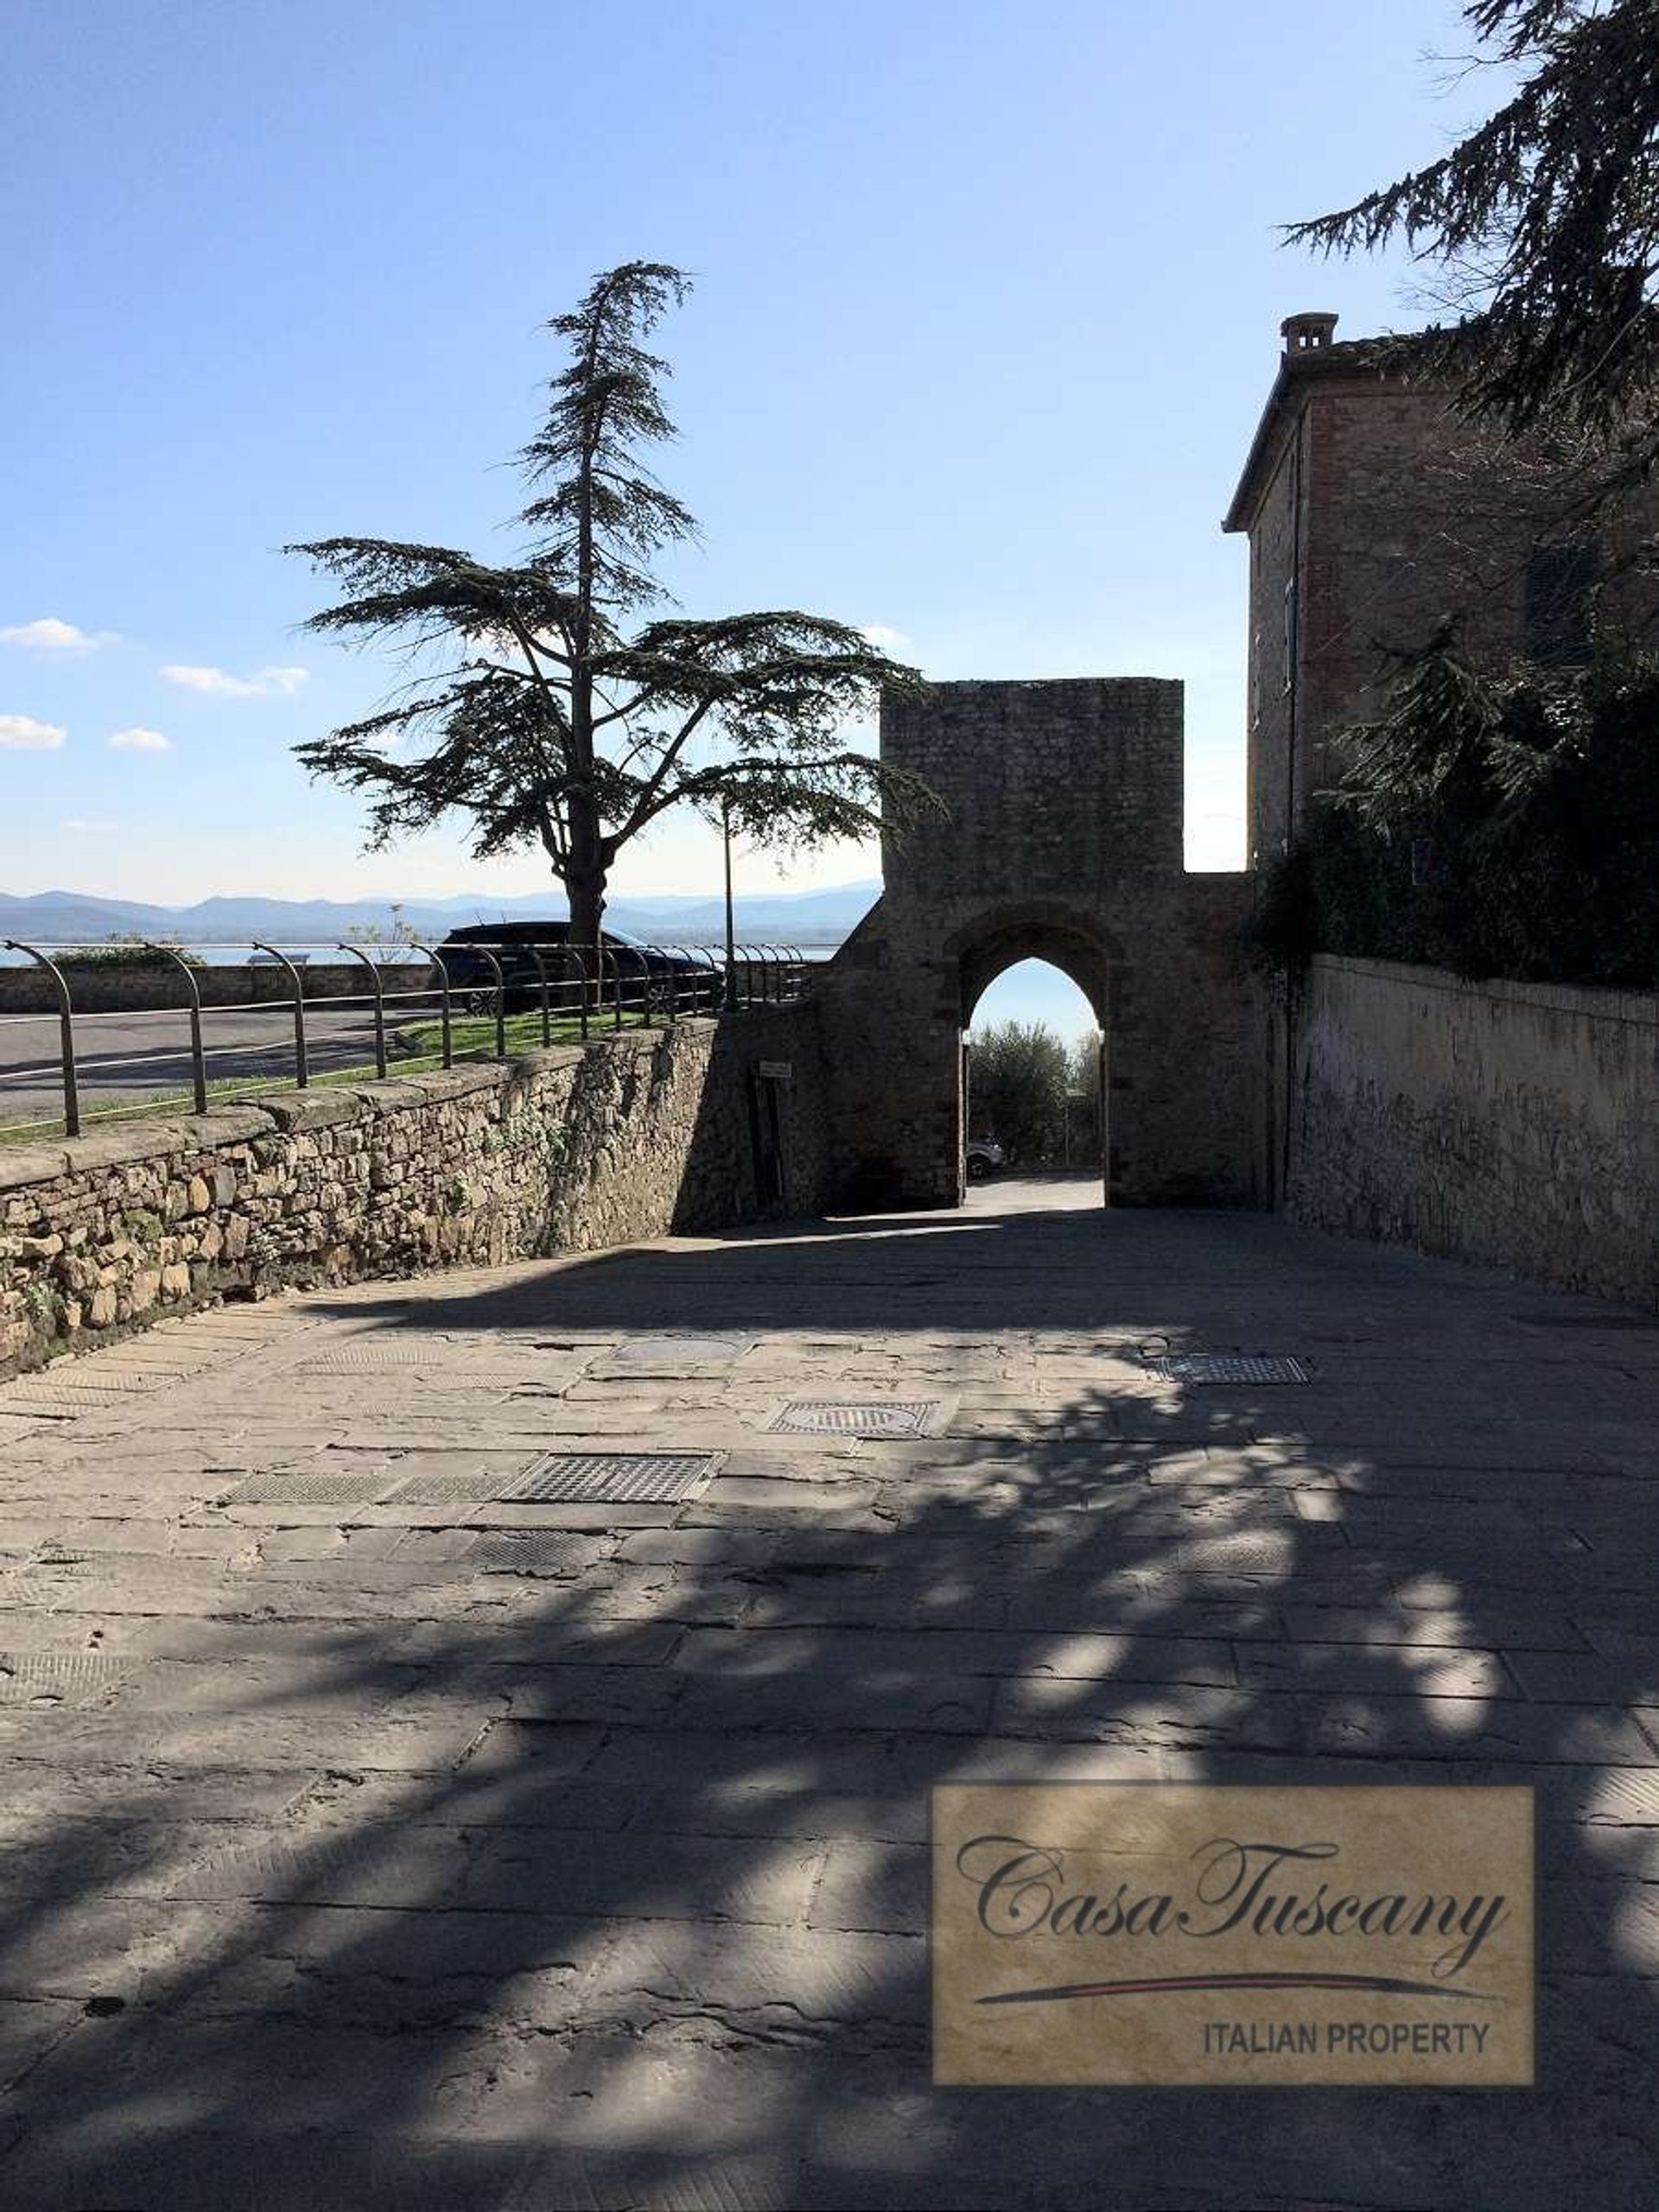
[1250,629,1262,728]
[1524,539,1599,667]
[1281,579,1297,696]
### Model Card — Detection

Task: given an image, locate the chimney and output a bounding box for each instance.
[1281,311,1338,353]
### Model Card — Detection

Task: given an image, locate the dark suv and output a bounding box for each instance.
[434,922,714,1015]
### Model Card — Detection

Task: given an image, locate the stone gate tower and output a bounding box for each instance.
[816,678,1259,1210]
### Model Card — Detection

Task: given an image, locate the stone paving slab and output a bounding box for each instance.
[0,1175,1655,2206]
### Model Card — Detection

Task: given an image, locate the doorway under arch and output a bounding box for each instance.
[957,913,1117,1201]
[966,957,1106,1184]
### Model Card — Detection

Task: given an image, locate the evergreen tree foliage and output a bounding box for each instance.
[968,1022,1074,1164]
[1243,629,1659,987]
[289,264,934,946]
[1287,1,1659,460]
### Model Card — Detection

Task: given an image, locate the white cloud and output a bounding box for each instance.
[0,616,118,652]
[161,665,259,697]
[860,624,911,651]
[160,663,309,698]
[61,817,118,833]
[108,726,171,752]
[0,713,67,749]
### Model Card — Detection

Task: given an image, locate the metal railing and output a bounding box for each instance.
[0,938,811,1141]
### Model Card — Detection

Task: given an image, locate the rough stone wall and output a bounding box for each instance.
[1287,955,1659,1306]
[0,1007,827,1378]
[817,678,1261,1211]
[1170,873,1265,1199]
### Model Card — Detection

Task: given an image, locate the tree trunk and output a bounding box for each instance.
[565,780,607,942]
[567,872,606,951]
[565,830,607,1015]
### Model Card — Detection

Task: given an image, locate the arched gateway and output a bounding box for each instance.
[816,678,1261,1210]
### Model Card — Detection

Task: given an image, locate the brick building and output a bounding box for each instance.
[1223,311,1659,866]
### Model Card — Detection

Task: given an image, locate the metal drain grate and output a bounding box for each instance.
[507,1452,723,1504]
[1514,1311,1656,1331]
[9,1370,163,1396]
[296,1339,448,1372]
[381,1471,517,1506]
[0,1651,130,1704]
[221,1471,394,1507]
[472,1532,588,1575]
[1145,1355,1311,1386]
[771,1401,940,1438]
[1,1383,138,1412]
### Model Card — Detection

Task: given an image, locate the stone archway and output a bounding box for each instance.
[815,677,1262,1211]
[957,905,1114,1032]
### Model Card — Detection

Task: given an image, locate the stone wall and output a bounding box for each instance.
[1287,955,1659,1306]
[0,1007,827,1377]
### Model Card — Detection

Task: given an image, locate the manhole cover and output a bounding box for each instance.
[590,1334,755,1376]
[221,1472,394,1506]
[507,1452,723,1504]
[1145,1355,1310,1386]
[381,1471,516,1506]
[771,1401,939,1438]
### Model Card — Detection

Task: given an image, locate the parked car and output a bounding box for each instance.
[433,923,715,1016]
[965,1136,1006,1182]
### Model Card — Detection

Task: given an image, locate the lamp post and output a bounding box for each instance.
[1065,1090,1090,1169]
[721,791,739,1011]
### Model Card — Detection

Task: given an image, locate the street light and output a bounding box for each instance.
[721,792,739,1011]
[1064,1090,1090,1167]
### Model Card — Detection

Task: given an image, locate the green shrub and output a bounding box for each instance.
[58,938,202,971]
[1243,638,1659,990]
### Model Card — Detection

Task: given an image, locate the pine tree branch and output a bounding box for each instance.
[289,262,938,908]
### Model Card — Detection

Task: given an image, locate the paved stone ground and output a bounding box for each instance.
[0,1174,1654,2209]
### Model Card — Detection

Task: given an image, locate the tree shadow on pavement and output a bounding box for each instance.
[0,1186,1654,2207]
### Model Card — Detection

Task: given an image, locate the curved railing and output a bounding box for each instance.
[0,934,819,1141]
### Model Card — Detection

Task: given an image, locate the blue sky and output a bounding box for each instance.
[3,0,1488,915]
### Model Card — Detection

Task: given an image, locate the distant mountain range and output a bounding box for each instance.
[0,882,882,948]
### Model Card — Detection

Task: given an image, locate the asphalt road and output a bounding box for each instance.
[0,962,792,1129]
[0,1002,411,1128]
